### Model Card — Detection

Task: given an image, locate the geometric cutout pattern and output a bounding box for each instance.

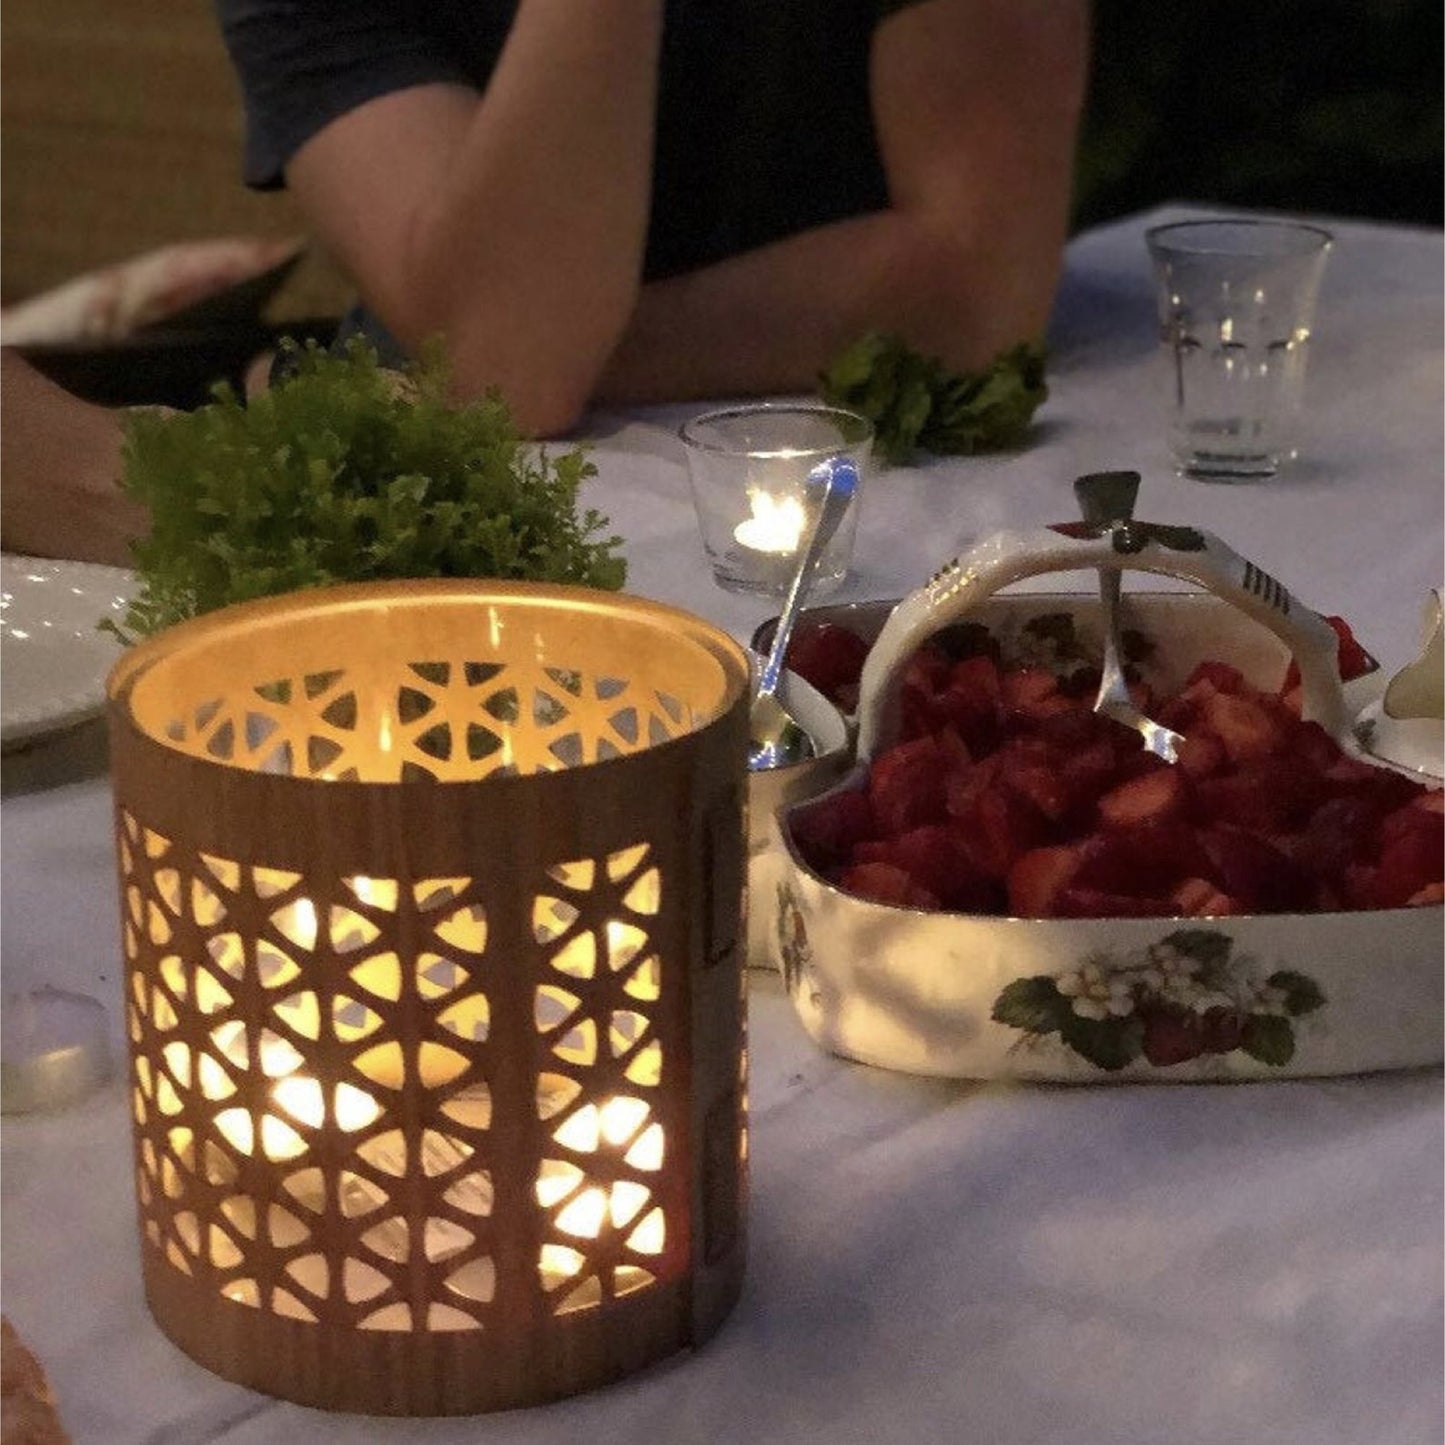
[149,660,697,783]
[533,844,665,1315]
[121,809,497,1333]
[120,813,673,1333]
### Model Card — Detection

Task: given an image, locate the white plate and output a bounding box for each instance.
[1,555,135,751]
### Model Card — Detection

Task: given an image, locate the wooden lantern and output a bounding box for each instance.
[105,581,751,1415]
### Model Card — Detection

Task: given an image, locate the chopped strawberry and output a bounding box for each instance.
[1186,660,1247,695]
[934,726,973,773]
[1175,730,1229,780]
[1323,754,1426,811]
[1055,886,1175,919]
[1053,738,1124,818]
[1370,808,1444,907]
[1195,773,1287,833]
[1172,877,1244,917]
[784,622,870,707]
[948,652,1003,706]
[1000,667,1062,718]
[1074,823,1213,897]
[953,780,1048,879]
[901,643,953,696]
[899,682,942,741]
[869,735,950,836]
[1156,692,1203,733]
[838,861,939,910]
[1096,767,1188,829]
[934,653,1004,753]
[997,739,1075,822]
[1293,795,1389,882]
[1034,706,1118,752]
[1327,616,1376,681]
[1201,826,1313,912]
[934,690,1001,756]
[1007,845,1083,916]
[1201,755,1325,833]
[1292,720,1347,772]
[871,825,1000,912]
[1197,690,1287,763]
[1378,799,1444,849]
[788,789,876,872]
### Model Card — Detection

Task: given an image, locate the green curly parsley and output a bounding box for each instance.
[111,338,626,640]
[819,332,1049,466]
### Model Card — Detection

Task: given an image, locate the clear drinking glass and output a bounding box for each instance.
[679,404,872,598]
[1146,218,1333,478]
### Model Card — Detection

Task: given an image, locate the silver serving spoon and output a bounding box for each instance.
[748,456,859,771]
[1073,470,1184,763]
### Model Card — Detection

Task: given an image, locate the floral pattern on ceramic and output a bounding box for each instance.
[776,881,820,1008]
[991,928,1325,1071]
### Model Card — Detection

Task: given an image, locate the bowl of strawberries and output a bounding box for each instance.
[764,517,1443,1083]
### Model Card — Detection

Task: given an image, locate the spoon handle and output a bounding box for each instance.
[757,457,859,698]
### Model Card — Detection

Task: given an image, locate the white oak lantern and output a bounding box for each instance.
[107,581,750,1414]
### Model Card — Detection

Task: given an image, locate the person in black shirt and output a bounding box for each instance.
[216,0,1089,435]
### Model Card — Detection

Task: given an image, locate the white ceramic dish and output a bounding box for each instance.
[1,555,134,751]
[763,533,1442,1083]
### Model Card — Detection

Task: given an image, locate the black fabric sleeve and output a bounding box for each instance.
[214,0,482,189]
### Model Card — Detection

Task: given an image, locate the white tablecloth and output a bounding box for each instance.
[3,206,1441,1445]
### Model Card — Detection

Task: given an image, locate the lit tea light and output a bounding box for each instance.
[734,490,806,555]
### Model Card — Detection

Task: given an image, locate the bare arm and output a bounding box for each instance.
[285,0,665,436]
[0,350,147,567]
[598,0,1090,402]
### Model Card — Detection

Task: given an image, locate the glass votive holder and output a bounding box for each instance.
[679,404,872,599]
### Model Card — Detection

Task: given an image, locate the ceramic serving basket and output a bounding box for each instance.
[766,520,1443,1084]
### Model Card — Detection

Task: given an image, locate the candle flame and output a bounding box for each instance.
[734,491,806,554]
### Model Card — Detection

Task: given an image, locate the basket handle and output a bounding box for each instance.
[854,520,1352,760]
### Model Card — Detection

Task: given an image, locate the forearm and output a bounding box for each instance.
[291,0,665,433]
[600,0,1084,407]
[597,203,1065,406]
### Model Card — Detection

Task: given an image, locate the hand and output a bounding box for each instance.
[1,350,149,568]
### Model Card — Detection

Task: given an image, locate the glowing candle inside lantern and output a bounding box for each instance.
[534,1094,667,1292]
[209,1022,382,1159]
[733,490,806,554]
